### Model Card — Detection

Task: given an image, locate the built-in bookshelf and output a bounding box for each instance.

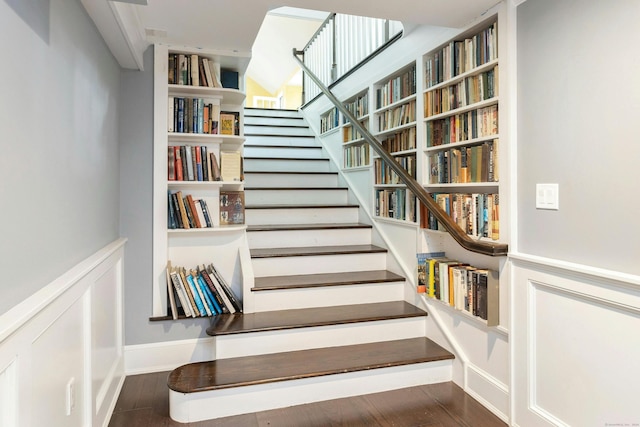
[372,62,418,223]
[320,107,339,134]
[416,252,499,326]
[342,90,370,169]
[153,45,250,318]
[421,20,500,241]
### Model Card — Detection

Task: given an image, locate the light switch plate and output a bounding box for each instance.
[536,183,559,210]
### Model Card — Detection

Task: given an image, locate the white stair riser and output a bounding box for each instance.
[244,116,305,126]
[251,281,404,312]
[216,316,423,359]
[169,361,453,422]
[244,146,322,159]
[247,228,371,248]
[244,135,318,147]
[244,158,331,173]
[245,189,347,205]
[245,125,313,136]
[244,173,338,188]
[246,207,359,225]
[251,252,387,277]
[245,110,301,118]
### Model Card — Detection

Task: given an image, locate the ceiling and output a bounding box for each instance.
[81,0,500,91]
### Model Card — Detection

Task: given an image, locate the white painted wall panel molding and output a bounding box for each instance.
[465,364,509,423]
[512,254,640,427]
[124,338,215,375]
[0,238,126,427]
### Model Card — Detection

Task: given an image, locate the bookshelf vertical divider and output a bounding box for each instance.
[152,44,250,318]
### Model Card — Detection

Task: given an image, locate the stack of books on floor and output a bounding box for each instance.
[166,261,242,319]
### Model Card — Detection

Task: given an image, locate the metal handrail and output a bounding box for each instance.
[293,49,508,257]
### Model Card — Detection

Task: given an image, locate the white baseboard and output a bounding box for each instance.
[465,363,509,423]
[124,337,215,375]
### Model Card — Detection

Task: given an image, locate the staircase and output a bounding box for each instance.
[167,108,454,423]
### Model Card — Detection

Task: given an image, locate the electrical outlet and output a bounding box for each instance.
[66,377,75,416]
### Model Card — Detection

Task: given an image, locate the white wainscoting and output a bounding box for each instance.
[0,238,126,427]
[511,253,640,427]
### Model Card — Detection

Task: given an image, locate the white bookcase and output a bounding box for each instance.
[152,44,251,318]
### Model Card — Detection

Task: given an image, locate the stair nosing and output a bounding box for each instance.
[245,134,315,138]
[245,204,358,209]
[167,337,453,393]
[247,223,371,232]
[244,156,329,161]
[250,244,387,259]
[244,171,338,175]
[245,186,346,190]
[251,270,405,292]
[244,144,320,150]
[245,123,309,129]
[207,301,418,336]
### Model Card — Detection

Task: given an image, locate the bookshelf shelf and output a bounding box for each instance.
[423,58,498,92]
[153,44,248,319]
[424,134,499,152]
[423,97,499,122]
[168,84,245,104]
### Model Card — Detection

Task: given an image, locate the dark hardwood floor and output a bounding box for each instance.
[108,371,507,427]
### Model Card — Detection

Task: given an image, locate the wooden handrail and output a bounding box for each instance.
[293,49,508,257]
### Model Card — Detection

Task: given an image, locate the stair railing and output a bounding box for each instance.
[292,49,508,257]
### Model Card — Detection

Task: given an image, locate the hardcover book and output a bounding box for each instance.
[219,191,245,225]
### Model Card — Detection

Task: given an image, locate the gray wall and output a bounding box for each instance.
[120,47,211,345]
[517,0,640,275]
[0,0,121,315]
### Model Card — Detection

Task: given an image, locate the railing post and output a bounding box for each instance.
[331,16,337,82]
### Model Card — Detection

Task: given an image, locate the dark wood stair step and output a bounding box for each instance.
[245,123,309,129]
[168,337,454,393]
[245,133,315,138]
[252,269,404,291]
[247,223,371,232]
[250,244,386,259]
[245,204,359,210]
[207,301,421,336]
[244,144,320,149]
[244,170,338,175]
[244,156,329,162]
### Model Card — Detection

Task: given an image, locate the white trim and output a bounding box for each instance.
[465,363,510,423]
[510,252,640,288]
[0,238,127,344]
[124,338,216,375]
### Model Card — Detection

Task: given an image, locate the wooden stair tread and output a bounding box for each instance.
[244,170,337,175]
[245,204,359,210]
[244,156,329,161]
[247,223,371,232]
[168,337,453,393]
[244,144,320,149]
[244,187,347,191]
[251,269,405,291]
[245,123,309,129]
[207,301,420,336]
[245,133,315,138]
[250,244,386,258]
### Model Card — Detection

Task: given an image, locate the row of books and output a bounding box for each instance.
[168,146,242,182]
[374,155,417,185]
[168,53,222,88]
[427,139,498,184]
[343,119,368,142]
[426,105,499,146]
[168,97,239,136]
[166,261,242,319]
[320,107,339,133]
[375,188,417,222]
[344,92,369,122]
[424,22,498,88]
[377,100,416,132]
[424,67,498,117]
[168,190,245,229]
[375,65,417,109]
[168,190,214,229]
[420,192,499,240]
[379,127,416,154]
[343,143,370,168]
[416,252,499,325]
